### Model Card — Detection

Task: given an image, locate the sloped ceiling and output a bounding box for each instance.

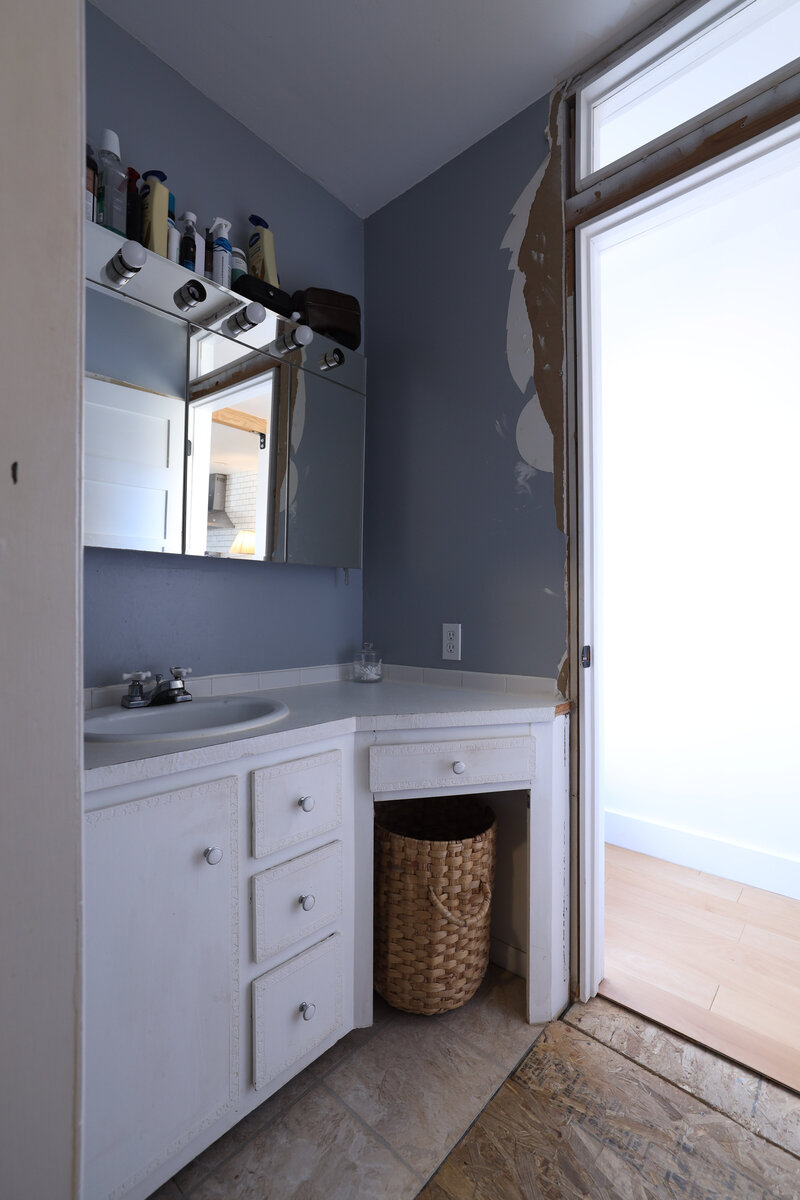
[90,0,678,215]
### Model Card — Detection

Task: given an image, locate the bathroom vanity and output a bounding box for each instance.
[83,676,569,1200]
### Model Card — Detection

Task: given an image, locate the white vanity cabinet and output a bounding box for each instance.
[82,683,567,1200]
[83,776,240,1200]
[83,734,356,1200]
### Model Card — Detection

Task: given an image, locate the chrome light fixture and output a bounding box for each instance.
[106,240,147,286]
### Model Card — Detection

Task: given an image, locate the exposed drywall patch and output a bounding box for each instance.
[502,156,554,476]
[518,90,567,533]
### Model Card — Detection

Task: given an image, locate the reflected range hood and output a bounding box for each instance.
[208,473,235,529]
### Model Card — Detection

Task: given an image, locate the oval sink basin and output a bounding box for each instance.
[84,695,289,742]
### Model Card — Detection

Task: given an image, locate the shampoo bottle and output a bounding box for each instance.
[97,129,127,235]
[247,214,279,287]
[140,169,169,257]
[209,217,232,287]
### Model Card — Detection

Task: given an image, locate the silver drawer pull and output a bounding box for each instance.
[203,846,223,865]
[452,760,466,775]
[299,1001,316,1021]
[299,893,316,912]
[298,794,315,812]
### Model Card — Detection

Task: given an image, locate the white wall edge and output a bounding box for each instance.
[606,811,800,902]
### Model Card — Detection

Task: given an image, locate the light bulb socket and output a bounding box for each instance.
[174,279,207,312]
[224,301,266,337]
[107,240,147,285]
[268,325,313,356]
[319,348,345,371]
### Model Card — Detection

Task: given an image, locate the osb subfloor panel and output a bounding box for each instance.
[420,1016,800,1200]
[148,964,544,1200]
[602,844,800,1091]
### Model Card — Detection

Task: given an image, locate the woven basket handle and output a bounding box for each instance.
[427,881,492,929]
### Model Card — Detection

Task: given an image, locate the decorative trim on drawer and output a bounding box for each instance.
[252,749,343,858]
[252,840,344,962]
[252,934,343,1090]
[369,736,535,793]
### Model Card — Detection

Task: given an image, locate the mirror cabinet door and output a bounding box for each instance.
[286,367,365,568]
[84,285,187,553]
[185,326,285,562]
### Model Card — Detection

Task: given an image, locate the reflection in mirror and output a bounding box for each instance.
[287,367,365,568]
[185,326,285,561]
[84,284,187,552]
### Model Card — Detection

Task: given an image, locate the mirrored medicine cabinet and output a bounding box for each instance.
[84,223,366,568]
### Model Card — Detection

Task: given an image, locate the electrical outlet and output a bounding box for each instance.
[442,622,461,661]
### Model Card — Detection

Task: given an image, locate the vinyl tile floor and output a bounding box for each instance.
[148,973,800,1200]
[148,964,544,1200]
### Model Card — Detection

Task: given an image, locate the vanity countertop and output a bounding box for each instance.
[84,679,569,793]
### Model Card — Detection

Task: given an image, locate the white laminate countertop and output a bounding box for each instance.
[84,679,569,793]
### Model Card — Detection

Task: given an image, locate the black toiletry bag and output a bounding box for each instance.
[232,274,295,318]
[291,288,361,350]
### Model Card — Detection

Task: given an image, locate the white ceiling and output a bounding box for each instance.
[91,0,678,217]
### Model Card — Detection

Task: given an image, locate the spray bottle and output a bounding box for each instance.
[209,217,232,288]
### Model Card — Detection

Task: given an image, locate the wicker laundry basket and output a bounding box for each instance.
[373,796,496,1015]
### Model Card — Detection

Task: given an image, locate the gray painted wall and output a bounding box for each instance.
[363,97,566,679]
[84,4,364,685]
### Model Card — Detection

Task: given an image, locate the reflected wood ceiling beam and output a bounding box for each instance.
[211,407,267,436]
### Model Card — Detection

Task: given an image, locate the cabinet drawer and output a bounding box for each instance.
[253,934,343,1089]
[252,841,343,962]
[252,749,342,858]
[370,736,534,793]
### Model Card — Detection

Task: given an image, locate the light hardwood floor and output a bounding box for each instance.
[601,843,800,1093]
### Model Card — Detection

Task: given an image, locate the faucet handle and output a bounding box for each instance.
[169,667,192,681]
[122,671,152,683]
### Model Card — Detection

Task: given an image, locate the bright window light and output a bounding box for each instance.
[578,0,800,182]
[582,121,800,895]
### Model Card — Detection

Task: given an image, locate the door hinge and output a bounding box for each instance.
[581,645,591,668]
[259,432,267,450]
[186,438,192,457]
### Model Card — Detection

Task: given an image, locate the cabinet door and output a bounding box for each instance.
[84,778,239,1200]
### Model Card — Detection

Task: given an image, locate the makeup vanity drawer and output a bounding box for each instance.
[369,736,535,793]
[252,749,342,858]
[252,934,343,1089]
[252,841,343,962]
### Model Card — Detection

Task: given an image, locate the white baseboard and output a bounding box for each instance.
[490,936,527,979]
[606,811,800,901]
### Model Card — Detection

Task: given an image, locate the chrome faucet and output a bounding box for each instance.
[121,667,193,707]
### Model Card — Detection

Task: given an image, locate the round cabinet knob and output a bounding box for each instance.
[299,1001,316,1021]
[452,760,466,775]
[298,795,315,813]
[299,894,316,912]
[204,846,223,866]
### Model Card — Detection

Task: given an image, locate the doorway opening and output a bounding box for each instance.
[577,106,800,1090]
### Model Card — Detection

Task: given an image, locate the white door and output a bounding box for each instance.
[83,777,239,1200]
[577,116,800,1000]
[84,375,185,552]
